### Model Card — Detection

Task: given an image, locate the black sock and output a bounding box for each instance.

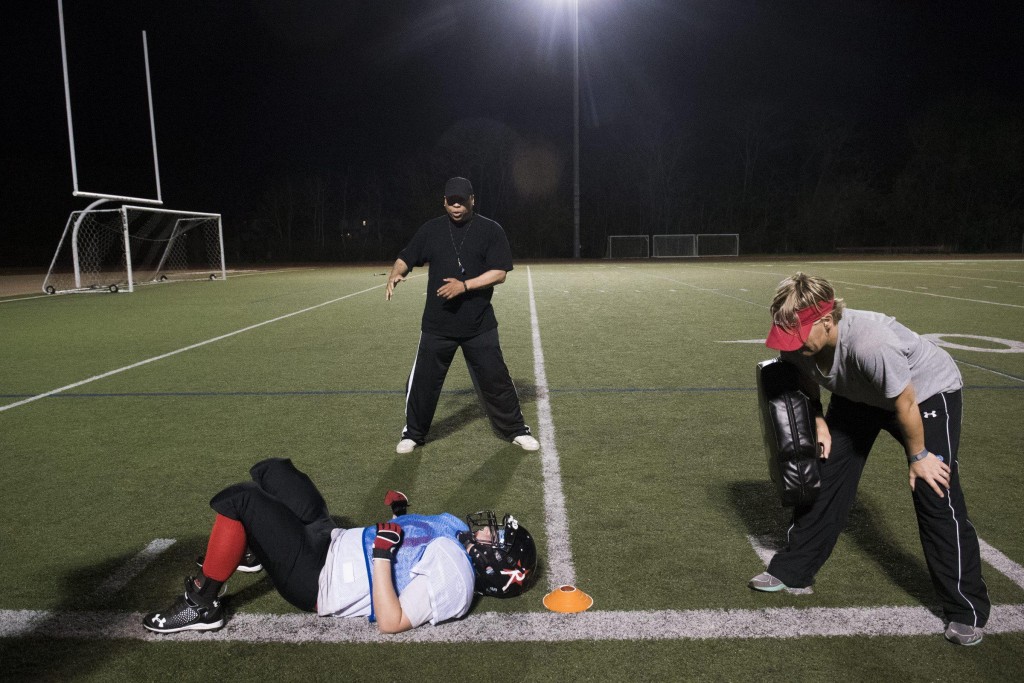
[193,573,223,603]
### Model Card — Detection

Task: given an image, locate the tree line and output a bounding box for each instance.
[224,96,1022,263]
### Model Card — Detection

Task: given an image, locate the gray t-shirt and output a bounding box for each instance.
[782,309,962,410]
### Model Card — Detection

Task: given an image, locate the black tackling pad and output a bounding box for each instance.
[756,358,821,507]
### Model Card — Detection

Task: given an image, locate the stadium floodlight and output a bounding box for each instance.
[546,0,582,257]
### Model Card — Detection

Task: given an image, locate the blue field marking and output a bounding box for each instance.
[1,384,1020,401]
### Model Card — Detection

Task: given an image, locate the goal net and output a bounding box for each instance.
[696,233,739,257]
[43,206,226,294]
[606,235,650,258]
[652,234,697,257]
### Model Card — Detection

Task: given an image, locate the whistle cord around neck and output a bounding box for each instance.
[448,220,471,276]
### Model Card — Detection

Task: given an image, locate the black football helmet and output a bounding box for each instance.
[458,511,538,599]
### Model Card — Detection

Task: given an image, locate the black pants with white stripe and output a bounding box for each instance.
[402,327,531,444]
[768,390,990,627]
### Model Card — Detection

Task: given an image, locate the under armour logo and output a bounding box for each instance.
[152,615,166,627]
[923,410,938,418]
[500,567,528,591]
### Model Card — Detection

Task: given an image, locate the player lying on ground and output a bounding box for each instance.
[750,273,990,646]
[143,457,538,634]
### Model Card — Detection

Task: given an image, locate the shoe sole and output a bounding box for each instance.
[749,581,787,592]
[196,559,263,573]
[513,440,540,451]
[945,634,983,646]
[143,618,224,634]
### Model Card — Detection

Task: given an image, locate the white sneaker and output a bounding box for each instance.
[396,438,418,454]
[512,434,540,451]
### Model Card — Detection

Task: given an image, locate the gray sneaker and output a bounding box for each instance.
[748,572,787,592]
[944,621,983,646]
[396,438,418,454]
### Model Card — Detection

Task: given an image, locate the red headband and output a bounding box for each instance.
[765,299,835,351]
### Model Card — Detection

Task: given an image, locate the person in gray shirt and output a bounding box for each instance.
[748,272,990,646]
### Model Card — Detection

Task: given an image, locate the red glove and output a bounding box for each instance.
[372,522,403,560]
[384,490,409,516]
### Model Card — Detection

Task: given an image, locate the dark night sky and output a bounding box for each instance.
[2,0,1022,265]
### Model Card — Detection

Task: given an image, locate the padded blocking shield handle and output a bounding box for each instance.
[756,358,821,507]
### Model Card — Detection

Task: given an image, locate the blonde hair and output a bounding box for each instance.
[770,272,845,329]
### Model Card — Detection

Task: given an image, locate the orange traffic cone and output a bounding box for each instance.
[543,584,593,613]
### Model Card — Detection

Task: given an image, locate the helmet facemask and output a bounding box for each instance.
[459,510,538,599]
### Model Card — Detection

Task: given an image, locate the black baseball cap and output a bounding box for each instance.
[444,177,474,203]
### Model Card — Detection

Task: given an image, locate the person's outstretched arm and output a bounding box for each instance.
[386,259,410,301]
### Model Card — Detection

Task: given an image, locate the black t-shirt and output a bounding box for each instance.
[398,213,514,337]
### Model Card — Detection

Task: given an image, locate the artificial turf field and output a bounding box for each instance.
[2,257,1022,681]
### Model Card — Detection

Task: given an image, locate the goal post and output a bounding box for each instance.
[608,234,739,259]
[652,234,697,257]
[606,235,650,258]
[43,206,226,294]
[696,234,740,257]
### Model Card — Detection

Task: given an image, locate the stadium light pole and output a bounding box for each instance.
[572,0,580,258]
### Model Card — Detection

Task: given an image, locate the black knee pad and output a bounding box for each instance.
[249,457,296,484]
[209,481,260,517]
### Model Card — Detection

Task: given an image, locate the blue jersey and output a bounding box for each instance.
[361,513,470,621]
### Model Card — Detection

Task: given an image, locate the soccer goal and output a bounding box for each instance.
[696,233,740,257]
[652,234,697,257]
[607,235,650,258]
[43,206,226,294]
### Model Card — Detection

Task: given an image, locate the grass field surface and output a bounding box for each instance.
[2,258,1023,680]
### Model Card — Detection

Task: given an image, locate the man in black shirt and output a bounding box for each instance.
[385,177,539,455]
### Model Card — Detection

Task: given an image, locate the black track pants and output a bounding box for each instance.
[401,327,530,443]
[767,390,990,627]
[209,458,336,611]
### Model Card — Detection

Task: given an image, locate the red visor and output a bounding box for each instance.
[765,299,834,351]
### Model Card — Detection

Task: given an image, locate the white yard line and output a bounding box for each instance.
[526,266,576,590]
[954,360,1024,383]
[3,604,1023,643]
[748,532,1024,597]
[811,264,1024,286]
[979,539,1024,591]
[93,540,176,596]
[0,283,386,413]
[0,293,57,304]
[648,273,766,308]
[829,280,1024,309]
[645,263,1024,309]
[0,268,311,304]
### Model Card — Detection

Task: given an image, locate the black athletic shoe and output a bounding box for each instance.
[143,577,225,634]
[195,549,263,574]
